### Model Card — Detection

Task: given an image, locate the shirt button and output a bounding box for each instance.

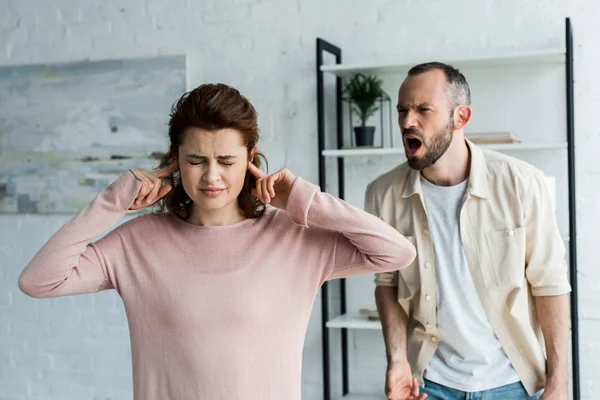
[425,294,432,300]
[431,336,438,343]
[508,230,515,236]
[425,262,432,269]
[426,323,434,329]
[423,229,430,236]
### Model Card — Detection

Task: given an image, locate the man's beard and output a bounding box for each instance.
[404,118,454,171]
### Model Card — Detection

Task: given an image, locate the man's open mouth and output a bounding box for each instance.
[404,136,423,155]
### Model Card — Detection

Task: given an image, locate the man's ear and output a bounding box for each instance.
[453,105,472,130]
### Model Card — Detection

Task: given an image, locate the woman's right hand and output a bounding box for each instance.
[129,162,178,211]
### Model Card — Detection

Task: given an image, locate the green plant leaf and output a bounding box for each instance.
[343,73,384,126]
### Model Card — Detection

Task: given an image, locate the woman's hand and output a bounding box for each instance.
[248,162,296,210]
[129,162,178,211]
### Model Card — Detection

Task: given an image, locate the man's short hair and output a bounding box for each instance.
[408,62,471,110]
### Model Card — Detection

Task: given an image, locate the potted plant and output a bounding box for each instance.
[343,73,384,147]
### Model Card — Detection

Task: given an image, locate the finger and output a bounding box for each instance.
[266,173,277,198]
[133,181,144,204]
[247,161,266,179]
[140,175,155,193]
[146,177,162,204]
[261,178,271,203]
[254,178,265,203]
[135,180,149,205]
[411,378,419,396]
[132,183,150,209]
[156,184,172,200]
[154,161,179,178]
[133,170,147,201]
[147,184,172,206]
[384,380,393,398]
[385,387,396,400]
[129,200,139,211]
[139,177,155,204]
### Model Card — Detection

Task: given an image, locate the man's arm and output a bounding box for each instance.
[376,286,423,400]
[536,294,570,396]
[520,172,572,397]
[376,286,409,362]
[367,183,424,399]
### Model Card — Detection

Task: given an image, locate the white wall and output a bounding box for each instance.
[1,0,599,399]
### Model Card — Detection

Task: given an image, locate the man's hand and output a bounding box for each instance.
[385,359,427,400]
[539,383,568,400]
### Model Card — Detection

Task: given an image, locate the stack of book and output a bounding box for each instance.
[359,308,380,321]
[466,132,521,144]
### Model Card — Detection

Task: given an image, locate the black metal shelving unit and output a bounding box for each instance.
[316,17,580,400]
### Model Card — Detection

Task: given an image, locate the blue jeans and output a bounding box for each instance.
[422,378,543,400]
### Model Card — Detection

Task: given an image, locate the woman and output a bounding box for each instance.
[18,83,418,400]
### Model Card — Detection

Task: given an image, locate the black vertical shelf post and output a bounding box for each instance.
[316,38,349,400]
[565,17,580,400]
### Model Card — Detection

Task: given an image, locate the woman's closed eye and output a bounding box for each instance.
[188,161,234,166]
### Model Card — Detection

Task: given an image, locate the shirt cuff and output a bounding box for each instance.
[531,284,572,297]
[374,271,399,287]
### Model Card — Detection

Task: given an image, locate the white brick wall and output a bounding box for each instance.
[1,0,599,399]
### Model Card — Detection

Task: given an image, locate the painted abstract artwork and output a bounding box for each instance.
[0,56,185,213]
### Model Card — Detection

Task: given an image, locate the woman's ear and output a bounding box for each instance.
[250,146,258,163]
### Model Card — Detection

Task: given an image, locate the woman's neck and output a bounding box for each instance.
[187,204,246,226]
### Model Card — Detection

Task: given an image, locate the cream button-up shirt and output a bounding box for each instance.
[367,140,571,396]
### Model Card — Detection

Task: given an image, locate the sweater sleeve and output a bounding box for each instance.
[18,170,143,298]
[285,177,416,280]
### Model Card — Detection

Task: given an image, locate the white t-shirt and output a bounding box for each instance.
[421,177,521,392]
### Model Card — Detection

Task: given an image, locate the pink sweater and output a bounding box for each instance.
[19,170,415,400]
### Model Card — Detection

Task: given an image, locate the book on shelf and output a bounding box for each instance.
[359,308,380,321]
[341,145,383,149]
[466,132,521,144]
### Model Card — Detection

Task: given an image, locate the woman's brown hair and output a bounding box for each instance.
[157,83,267,220]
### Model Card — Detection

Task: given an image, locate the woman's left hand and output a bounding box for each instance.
[248,162,296,210]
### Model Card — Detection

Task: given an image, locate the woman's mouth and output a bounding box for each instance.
[404,137,423,156]
[200,188,225,198]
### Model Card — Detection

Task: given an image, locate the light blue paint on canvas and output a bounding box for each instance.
[0,56,186,213]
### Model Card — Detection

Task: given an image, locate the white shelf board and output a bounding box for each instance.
[320,49,565,77]
[322,147,405,157]
[480,142,568,151]
[322,142,567,157]
[326,313,381,330]
[338,394,386,400]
